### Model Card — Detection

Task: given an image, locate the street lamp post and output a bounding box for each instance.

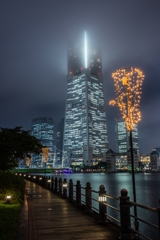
[110,67,144,230]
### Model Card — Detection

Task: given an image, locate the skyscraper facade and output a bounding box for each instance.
[63,33,109,166]
[31,117,54,167]
[115,118,139,153]
[56,118,64,167]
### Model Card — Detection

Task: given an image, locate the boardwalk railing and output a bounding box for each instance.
[17,173,160,240]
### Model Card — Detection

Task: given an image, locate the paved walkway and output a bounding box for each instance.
[16,180,120,240]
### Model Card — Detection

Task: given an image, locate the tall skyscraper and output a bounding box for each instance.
[63,33,109,167]
[31,117,54,167]
[56,118,64,167]
[115,118,139,153]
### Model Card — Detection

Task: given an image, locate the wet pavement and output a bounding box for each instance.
[16,180,120,240]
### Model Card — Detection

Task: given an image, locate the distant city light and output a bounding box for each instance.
[84,31,87,68]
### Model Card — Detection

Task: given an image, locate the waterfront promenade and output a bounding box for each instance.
[16,180,120,240]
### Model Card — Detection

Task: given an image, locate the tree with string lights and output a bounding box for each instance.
[109,67,145,230]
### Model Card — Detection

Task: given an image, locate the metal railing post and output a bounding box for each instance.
[47,176,51,189]
[85,182,92,213]
[51,177,54,191]
[158,199,160,239]
[76,180,81,206]
[59,178,62,195]
[98,185,107,223]
[42,176,45,187]
[45,176,48,188]
[55,177,57,193]
[69,179,73,202]
[39,176,42,186]
[119,188,132,240]
[63,178,67,198]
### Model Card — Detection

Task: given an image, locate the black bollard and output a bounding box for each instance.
[51,177,54,191]
[55,177,57,193]
[47,176,51,189]
[85,182,92,213]
[69,179,73,202]
[59,178,62,195]
[63,178,68,198]
[98,185,107,223]
[119,188,132,240]
[158,199,160,239]
[76,180,81,206]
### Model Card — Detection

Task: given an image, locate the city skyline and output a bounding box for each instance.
[0,1,160,153]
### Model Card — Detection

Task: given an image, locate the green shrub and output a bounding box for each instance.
[0,203,20,240]
[0,171,25,203]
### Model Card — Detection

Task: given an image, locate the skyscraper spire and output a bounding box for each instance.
[84,31,87,68]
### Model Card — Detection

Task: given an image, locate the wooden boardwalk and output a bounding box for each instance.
[16,180,120,240]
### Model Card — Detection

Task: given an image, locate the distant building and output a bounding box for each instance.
[106,149,116,171]
[115,153,128,170]
[31,117,54,168]
[139,154,150,170]
[127,149,139,169]
[115,118,139,153]
[106,149,138,171]
[150,148,160,170]
[56,118,64,167]
[63,33,109,166]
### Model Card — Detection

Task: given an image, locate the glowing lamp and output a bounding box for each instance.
[98,195,107,202]
[63,183,68,188]
[6,195,11,204]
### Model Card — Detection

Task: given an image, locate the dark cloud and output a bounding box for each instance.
[0,0,160,152]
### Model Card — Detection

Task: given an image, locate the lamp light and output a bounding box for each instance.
[98,195,107,202]
[63,183,68,188]
[6,195,11,204]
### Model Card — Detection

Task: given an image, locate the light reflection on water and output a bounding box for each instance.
[50,172,160,239]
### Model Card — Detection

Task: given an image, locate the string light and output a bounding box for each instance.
[109,67,145,131]
[42,147,50,163]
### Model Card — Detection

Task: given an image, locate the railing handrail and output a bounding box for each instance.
[128,200,158,212]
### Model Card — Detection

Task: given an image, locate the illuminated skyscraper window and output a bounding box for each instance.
[63,33,109,166]
[115,118,139,153]
[31,117,54,167]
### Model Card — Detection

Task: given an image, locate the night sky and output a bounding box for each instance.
[0,1,160,153]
